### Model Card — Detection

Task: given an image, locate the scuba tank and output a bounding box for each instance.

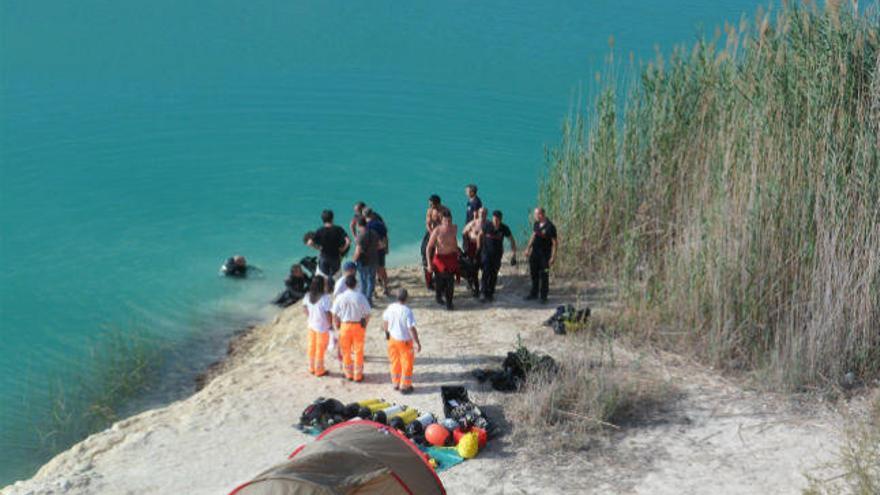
[416,413,436,427]
[395,408,420,425]
[367,402,391,413]
[381,405,404,417]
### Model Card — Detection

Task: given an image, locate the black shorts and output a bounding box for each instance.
[377,249,386,268]
[318,255,341,278]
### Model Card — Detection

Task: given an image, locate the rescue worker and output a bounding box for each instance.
[302,276,332,376]
[479,210,517,302]
[331,275,372,382]
[381,288,421,394]
[524,207,558,303]
[464,184,482,225]
[333,261,359,297]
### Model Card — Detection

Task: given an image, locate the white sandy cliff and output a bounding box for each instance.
[3,265,844,494]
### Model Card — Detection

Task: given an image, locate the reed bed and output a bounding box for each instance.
[540,1,880,390]
[29,328,164,466]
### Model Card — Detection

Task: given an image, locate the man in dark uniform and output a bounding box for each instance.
[464,184,482,225]
[479,210,517,302]
[524,207,557,303]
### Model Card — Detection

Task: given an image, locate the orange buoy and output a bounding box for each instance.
[425,423,450,447]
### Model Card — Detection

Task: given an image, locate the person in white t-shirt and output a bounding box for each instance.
[333,261,359,298]
[331,275,372,382]
[382,289,421,394]
[302,276,332,377]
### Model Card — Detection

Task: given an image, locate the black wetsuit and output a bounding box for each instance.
[273,274,311,307]
[222,258,248,278]
[313,225,348,277]
[481,221,512,299]
[529,220,557,300]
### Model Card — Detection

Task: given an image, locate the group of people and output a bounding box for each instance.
[297,203,421,393]
[420,184,558,310]
[301,270,421,394]
[300,187,559,394]
[304,205,390,307]
[222,188,559,394]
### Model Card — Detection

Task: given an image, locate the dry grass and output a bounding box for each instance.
[508,326,676,451]
[804,394,880,495]
[540,1,880,391]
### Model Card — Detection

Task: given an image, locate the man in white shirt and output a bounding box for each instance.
[333,261,359,298]
[331,275,372,382]
[382,289,421,394]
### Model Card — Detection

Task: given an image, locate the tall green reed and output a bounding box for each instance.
[541,1,880,390]
[26,327,164,466]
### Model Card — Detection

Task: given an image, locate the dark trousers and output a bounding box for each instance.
[467,261,480,297]
[529,254,551,299]
[434,272,455,309]
[420,232,430,267]
[481,254,502,298]
[420,232,433,288]
[319,255,341,279]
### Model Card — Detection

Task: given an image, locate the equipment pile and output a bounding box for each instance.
[543,304,590,335]
[296,389,493,471]
[472,342,558,392]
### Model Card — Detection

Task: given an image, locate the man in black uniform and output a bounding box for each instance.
[464,184,482,225]
[480,210,517,302]
[307,209,351,279]
[524,207,557,303]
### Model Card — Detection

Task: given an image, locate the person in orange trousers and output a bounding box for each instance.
[381,288,421,394]
[331,274,372,382]
[302,276,332,376]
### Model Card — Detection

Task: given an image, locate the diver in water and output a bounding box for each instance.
[273,263,312,307]
[221,255,262,278]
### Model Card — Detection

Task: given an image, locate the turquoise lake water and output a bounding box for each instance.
[1,0,766,484]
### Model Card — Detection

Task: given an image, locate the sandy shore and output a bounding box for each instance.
[3,264,845,494]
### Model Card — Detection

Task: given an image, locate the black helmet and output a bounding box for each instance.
[343,403,360,420]
[405,420,424,439]
[319,398,345,416]
[372,411,387,425]
[389,416,405,431]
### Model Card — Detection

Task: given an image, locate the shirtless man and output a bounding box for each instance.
[426,208,459,310]
[461,207,488,297]
[349,201,367,238]
[420,194,444,290]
